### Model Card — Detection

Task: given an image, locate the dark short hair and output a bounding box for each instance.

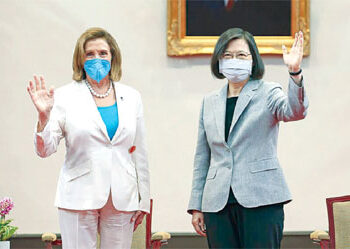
[211,28,264,80]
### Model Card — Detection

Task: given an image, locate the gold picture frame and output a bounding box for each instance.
[167,0,310,56]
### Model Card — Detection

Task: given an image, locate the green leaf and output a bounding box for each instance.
[0,227,5,239]
[1,225,18,241]
[1,219,12,226]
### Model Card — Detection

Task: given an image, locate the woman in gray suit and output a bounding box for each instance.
[188,28,308,248]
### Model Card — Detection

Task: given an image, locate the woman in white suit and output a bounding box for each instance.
[27,27,150,249]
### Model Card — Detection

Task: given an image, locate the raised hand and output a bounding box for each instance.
[282,31,304,72]
[27,75,54,131]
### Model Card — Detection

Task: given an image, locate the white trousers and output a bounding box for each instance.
[58,194,135,249]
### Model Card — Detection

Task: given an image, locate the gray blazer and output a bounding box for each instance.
[188,78,309,213]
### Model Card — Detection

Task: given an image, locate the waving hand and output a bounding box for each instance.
[27,75,54,131]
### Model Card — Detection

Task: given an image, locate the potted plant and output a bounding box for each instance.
[0,197,18,249]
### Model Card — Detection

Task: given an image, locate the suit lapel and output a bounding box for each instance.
[111,82,125,143]
[214,84,228,143]
[227,80,260,140]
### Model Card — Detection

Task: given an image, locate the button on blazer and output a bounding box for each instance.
[35,81,150,213]
[188,78,309,213]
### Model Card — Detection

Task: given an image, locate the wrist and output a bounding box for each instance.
[37,112,50,132]
[39,112,49,122]
[192,210,202,214]
[288,65,301,73]
[289,68,302,76]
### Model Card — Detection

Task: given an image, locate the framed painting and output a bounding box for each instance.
[167,0,310,56]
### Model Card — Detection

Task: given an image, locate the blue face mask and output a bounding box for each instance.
[84,59,111,84]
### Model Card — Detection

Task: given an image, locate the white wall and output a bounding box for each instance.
[0,0,349,234]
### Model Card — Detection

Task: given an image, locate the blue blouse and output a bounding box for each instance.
[97,103,119,140]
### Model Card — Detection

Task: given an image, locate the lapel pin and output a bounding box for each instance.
[129,146,136,154]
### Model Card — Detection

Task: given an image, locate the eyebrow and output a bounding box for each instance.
[224,50,249,53]
[85,49,109,53]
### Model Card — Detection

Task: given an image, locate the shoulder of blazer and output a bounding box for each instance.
[203,84,227,102]
[114,82,142,101]
[55,81,80,97]
[255,80,285,102]
[257,80,282,93]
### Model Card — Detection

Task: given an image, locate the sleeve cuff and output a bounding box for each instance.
[34,121,51,137]
[289,75,304,88]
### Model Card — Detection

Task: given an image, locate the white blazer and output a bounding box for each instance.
[34,81,150,213]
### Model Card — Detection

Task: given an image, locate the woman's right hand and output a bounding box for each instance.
[191,210,206,237]
[27,75,54,132]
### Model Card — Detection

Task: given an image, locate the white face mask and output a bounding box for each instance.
[219,58,253,83]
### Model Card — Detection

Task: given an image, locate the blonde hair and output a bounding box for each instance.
[72,27,122,82]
